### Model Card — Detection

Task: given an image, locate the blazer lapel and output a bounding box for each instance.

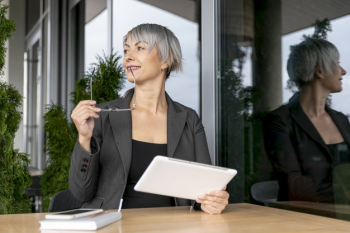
[166,92,187,158]
[288,93,332,159]
[327,108,350,146]
[108,90,133,177]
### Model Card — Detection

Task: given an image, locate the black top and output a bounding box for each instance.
[122,139,175,209]
[327,141,350,164]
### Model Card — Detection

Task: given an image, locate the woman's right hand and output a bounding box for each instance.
[71,100,101,152]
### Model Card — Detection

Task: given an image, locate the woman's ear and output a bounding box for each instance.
[161,63,169,71]
[315,68,324,80]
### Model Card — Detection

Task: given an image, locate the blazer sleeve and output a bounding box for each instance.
[263,112,332,202]
[191,109,212,165]
[68,113,103,203]
[176,109,212,209]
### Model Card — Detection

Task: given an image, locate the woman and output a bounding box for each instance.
[69,24,229,214]
[263,38,348,202]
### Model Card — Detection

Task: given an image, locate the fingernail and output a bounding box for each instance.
[206,191,211,195]
[198,195,203,199]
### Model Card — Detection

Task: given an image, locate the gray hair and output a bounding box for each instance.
[287,38,339,88]
[123,24,183,78]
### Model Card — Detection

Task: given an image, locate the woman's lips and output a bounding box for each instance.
[127,66,141,71]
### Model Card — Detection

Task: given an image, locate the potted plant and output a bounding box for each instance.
[41,51,125,211]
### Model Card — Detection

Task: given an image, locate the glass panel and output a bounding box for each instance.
[113,0,200,114]
[217,0,350,221]
[23,52,28,153]
[26,0,41,34]
[42,16,48,161]
[282,15,350,114]
[26,41,40,168]
[217,0,253,203]
[84,9,108,72]
[43,0,49,12]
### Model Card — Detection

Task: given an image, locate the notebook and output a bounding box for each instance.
[39,211,121,231]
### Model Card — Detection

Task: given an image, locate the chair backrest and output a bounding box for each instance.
[48,189,82,212]
[250,180,279,206]
[333,163,350,205]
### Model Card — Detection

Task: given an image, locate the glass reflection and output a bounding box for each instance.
[218,0,350,221]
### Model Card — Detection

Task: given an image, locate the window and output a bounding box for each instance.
[112,0,200,114]
[216,0,350,220]
[84,9,108,71]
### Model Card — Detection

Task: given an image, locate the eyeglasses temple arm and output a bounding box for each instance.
[130,69,136,108]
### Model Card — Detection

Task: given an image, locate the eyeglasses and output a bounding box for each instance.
[90,68,136,112]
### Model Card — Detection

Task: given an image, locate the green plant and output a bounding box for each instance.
[0,0,32,214]
[0,0,15,77]
[41,51,125,211]
[0,82,32,214]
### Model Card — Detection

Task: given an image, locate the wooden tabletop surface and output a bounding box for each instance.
[268,201,350,221]
[1,203,350,233]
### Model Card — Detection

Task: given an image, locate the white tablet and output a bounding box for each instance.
[134,156,237,200]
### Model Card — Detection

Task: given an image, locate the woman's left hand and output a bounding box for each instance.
[196,186,229,214]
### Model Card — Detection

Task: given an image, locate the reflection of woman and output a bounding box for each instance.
[69,24,229,214]
[263,38,348,202]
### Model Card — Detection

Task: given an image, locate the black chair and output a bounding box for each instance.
[333,163,350,205]
[48,189,82,212]
[250,180,279,206]
[25,167,43,213]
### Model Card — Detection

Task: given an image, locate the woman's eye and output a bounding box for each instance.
[138,46,144,51]
[124,50,129,54]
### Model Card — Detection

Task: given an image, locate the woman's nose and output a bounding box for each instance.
[124,52,135,61]
[341,66,347,75]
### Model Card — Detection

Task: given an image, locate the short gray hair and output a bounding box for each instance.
[287,38,339,88]
[123,24,183,78]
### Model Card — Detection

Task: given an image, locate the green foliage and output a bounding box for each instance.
[0,1,31,214]
[0,0,16,77]
[41,104,77,210]
[41,51,125,211]
[0,81,31,214]
[71,51,125,105]
[306,18,332,40]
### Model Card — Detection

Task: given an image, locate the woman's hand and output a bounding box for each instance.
[71,100,101,152]
[196,186,229,214]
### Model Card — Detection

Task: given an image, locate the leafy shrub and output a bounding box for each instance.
[0,82,31,214]
[41,51,125,211]
[0,0,31,214]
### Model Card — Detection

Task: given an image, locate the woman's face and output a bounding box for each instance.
[321,62,347,93]
[123,37,166,84]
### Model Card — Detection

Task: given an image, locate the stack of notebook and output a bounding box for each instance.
[39,211,122,231]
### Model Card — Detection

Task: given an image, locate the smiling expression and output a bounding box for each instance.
[318,62,347,93]
[123,38,167,84]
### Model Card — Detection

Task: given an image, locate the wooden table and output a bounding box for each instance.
[268,201,350,221]
[2,203,350,233]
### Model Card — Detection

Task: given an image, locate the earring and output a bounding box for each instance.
[161,67,165,71]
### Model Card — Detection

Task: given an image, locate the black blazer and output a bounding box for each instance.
[68,90,212,209]
[263,93,350,202]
